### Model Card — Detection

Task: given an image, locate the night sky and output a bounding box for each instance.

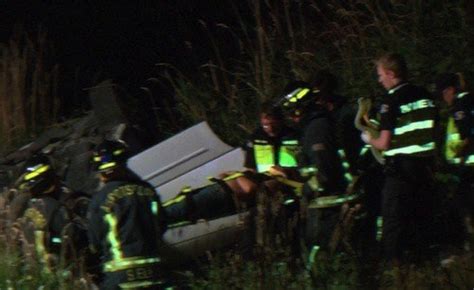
[1,1,243,111]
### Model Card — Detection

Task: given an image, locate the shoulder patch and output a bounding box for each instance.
[454,111,465,121]
[380,104,389,114]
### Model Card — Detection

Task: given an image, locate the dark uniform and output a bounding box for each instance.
[299,106,348,249]
[163,181,237,227]
[88,178,166,290]
[444,91,474,248]
[243,126,300,173]
[331,97,365,178]
[22,187,74,267]
[378,82,437,261]
[16,154,89,271]
[88,140,167,290]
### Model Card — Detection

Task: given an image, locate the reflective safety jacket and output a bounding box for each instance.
[243,126,300,173]
[445,91,474,165]
[87,179,166,287]
[379,83,437,158]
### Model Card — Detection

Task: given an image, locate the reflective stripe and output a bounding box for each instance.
[344,173,353,182]
[24,164,50,181]
[376,216,383,242]
[399,99,435,114]
[254,144,274,173]
[222,172,245,181]
[119,280,165,289]
[34,230,49,266]
[284,88,311,105]
[447,133,461,141]
[254,141,299,172]
[448,155,474,165]
[283,198,295,205]
[163,195,186,207]
[51,237,62,244]
[151,201,159,215]
[394,120,434,135]
[337,149,353,184]
[388,83,408,94]
[104,256,161,272]
[457,92,469,99]
[307,245,320,270]
[309,194,360,209]
[282,140,299,145]
[384,142,435,156]
[445,117,463,162]
[299,166,317,177]
[98,161,117,170]
[342,162,350,170]
[279,144,299,168]
[104,213,122,261]
[167,220,192,228]
[359,146,369,156]
[465,155,474,165]
[307,176,321,192]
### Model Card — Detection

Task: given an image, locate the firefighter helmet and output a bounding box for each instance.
[92,139,129,173]
[274,81,318,120]
[19,154,56,195]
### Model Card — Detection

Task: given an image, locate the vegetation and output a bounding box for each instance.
[0,0,474,289]
[158,0,474,145]
[0,29,60,154]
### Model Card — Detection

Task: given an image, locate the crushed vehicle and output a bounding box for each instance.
[0,80,260,268]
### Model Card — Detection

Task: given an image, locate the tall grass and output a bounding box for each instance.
[157,0,473,145]
[154,1,474,288]
[0,29,60,154]
[0,190,95,289]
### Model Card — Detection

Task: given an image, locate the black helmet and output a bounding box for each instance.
[274,81,319,120]
[275,81,314,109]
[434,73,464,96]
[92,139,129,173]
[19,154,56,195]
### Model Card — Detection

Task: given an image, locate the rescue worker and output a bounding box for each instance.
[243,101,301,177]
[435,72,474,250]
[362,52,438,264]
[87,139,167,290]
[310,70,364,177]
[281,81,348,252]
[15,154,88,271]
[310,70,382,257]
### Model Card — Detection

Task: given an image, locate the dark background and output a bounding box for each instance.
[0,1,244,114]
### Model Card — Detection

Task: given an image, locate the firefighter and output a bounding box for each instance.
[362,52,438,264]
[87,139,167,290]
[15,154,88,271]
[310,70,364,178]
[435,72,474,250]
[280,81,348,254]
[243,101,301,178]
[310,70,382,257]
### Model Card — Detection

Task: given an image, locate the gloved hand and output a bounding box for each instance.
[361,131,371,144]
